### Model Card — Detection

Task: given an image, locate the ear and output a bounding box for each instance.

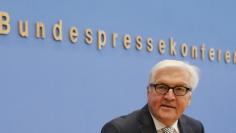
[188,99,191,106]
[147,86,150,93]
[187,92,192,106]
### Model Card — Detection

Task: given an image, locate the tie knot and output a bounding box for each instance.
[161,127,175,133]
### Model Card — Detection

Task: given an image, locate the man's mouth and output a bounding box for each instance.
[161,104,176,109]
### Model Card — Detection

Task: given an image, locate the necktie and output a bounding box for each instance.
[161,127,175,133]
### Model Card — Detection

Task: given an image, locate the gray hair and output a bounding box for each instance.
[149,60,200,91]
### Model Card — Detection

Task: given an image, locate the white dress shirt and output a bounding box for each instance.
[150,113,180,133]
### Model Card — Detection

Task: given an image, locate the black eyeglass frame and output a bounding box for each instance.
[148,83,192,96]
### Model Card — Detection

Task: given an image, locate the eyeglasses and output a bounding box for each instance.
[149,83,192,96]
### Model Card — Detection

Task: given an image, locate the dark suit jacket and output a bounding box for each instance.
[101,105,204,133]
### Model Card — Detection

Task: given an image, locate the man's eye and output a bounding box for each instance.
[157,85,168,90]
[175,87,186,91]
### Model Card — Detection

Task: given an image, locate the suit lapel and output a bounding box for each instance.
[139,125,156,133]
[138,105,156,133]
[178,115,193,133]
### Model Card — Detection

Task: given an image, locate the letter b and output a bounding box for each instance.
[0,11,11,35]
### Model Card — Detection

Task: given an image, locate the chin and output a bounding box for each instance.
[158,112,177,122]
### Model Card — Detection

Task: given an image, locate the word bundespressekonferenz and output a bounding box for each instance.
[0,11,236,65]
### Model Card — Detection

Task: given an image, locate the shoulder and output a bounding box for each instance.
[180,114,203,127]
[179,114,205,133]
[101,109,143,133]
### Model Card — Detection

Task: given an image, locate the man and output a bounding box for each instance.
[101,60,204,133]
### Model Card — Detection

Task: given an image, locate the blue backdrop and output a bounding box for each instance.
[1,0,236,132]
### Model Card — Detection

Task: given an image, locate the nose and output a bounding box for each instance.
[164,89,175,100]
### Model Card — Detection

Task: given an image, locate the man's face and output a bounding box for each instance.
[147,67,192,126]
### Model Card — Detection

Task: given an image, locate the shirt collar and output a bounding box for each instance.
[150,112,179,132]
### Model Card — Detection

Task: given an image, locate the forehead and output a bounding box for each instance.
[152,67,191,86]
